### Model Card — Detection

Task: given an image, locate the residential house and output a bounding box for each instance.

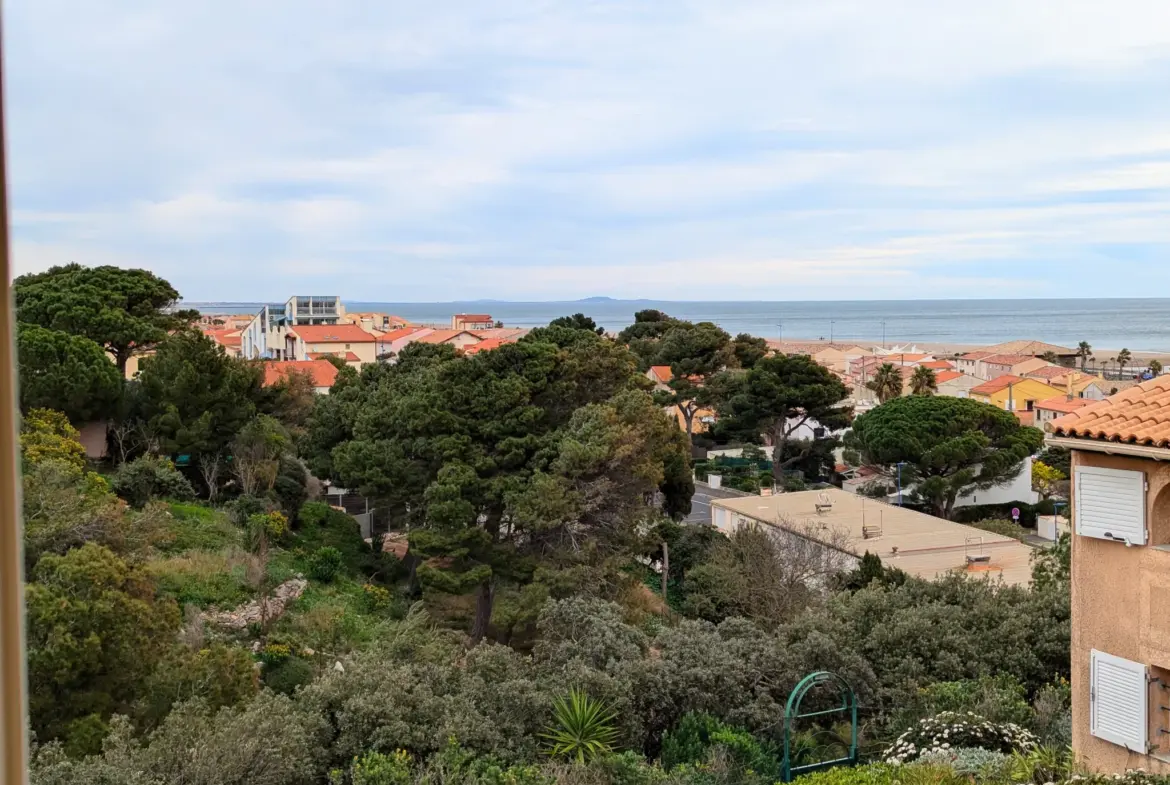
[919,359,955,371]
[956,351,994,378]
[261,360,340,394]
[473,327,530,342]
[1024,368,1112,401]
[451,313,495,330]
[378,326,431,359]
[849,353,932,391]
[968,375,1064,413]
[980,354,1047,380]
[1045,379,1170,772]
[1034,396,1093,429]
[643,366,714,434]
[935,370,981,398]
[772,343,870,375]
[287,324,378,366]
[416,330,482,350]
[842,456,1038,508]
[709,488,1037,585]
[342,312,410,334]
[203,328,243,358]
[240,295,345,360]
[461,338,513,355]
[981,339,1078,365]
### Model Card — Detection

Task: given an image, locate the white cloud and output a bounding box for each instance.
[7,0,1170,300]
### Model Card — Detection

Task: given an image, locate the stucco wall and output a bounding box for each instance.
[1072,450,1170,773]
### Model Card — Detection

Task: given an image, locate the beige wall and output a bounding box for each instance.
[304,340,376,365]
[1071,450,1170,773]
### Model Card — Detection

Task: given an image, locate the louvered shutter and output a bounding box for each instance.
[1091,649,1148,752]
[1075,466,1146,545]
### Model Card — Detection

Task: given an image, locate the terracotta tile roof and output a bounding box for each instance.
[309,351,360,362]
[1048,377,1170,446]
[417,329,478,344]
[648,365,673,383]
[471,328,529,340]
[969,374,1025,396]
[289,324,376,343]
[262,360,339,389]
[981,354,1035,366]
[1014,411,1036,427]
[461,338,512,355]
[1035,396,1093,414]
[959,351,994,361]
[919,360,954,370]
[453,313,492,321]
[1024,365,1075,380]
[380,326,427,342]
[934,370,965,384]
[982,340,1076,356]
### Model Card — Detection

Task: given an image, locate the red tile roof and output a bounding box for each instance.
[417,329,479,345]
[1014,411,1036,427]
[453,313,492,321]
[981,354,1035,367]
[919,360,954,370]
[648,365,673,382]
[1024,365,1075,380]
[262,360,339,389]
[1048,377,1170,446]
[380,326,427,342]
[1035,396,1092,414]
[969,374,1025,396]
[934,370,965,384]
[289,324,376,344]
[461,338,512,355]
[959,351,994,361]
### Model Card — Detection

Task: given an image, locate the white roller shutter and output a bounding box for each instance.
[1091,649,1148,752]
[1075,466,1146,545]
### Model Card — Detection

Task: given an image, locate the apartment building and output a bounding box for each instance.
[1046,379,1170,772]
[451,313,495,330]
[240,295,344,360]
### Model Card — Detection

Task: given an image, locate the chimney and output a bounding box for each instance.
[1066,371,1074,402]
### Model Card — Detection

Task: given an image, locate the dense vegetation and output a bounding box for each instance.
[11,282,1092,785]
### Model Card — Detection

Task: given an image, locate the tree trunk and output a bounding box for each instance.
[661,540,670,607]
[470,579,494,644]
[114,347,128,375]
[680,405,696,445]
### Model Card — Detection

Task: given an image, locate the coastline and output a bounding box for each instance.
[769,337,1170,367]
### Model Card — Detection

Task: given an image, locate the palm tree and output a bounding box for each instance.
[867,363,904,403]
[1040,350,1059,363]
[1077,341,1092,371]
[1117,348,1133,377]
[1150,359,1163,377]
[909,365,937,396]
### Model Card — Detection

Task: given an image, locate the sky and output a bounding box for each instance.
[7,1,1170,302]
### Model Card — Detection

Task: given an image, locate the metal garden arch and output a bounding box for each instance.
[780,671,859,782]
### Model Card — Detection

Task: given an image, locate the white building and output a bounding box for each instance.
[240,295,344,360]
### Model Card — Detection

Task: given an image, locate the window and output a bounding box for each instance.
[345,343,351,349]
[1026,400,1035,411]
[1075,465,1147,545]
[813,427,826,439]
[1090,649,1148,752]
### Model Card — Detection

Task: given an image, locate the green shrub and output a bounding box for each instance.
[248,511,289,543]
[164,502,240,552]
[661,713,725,769]
[362,583,393,612]
[964,519,1028,542]
[147,549,253,608]
[884,712,1037,762]
[309,546,345,582]
[660,712,779,781]
[264,655,315,696]
[791,763,970,785]
[111,455,195,508]
[542,688,620,763]
[917,746,1011,777]
[893,676,1033,731]
[300,500,331,527]
[350,750,412,785]
[228,494,277,528]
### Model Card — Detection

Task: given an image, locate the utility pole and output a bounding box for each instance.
[830,320,835,344]
[881,321,886,348]
[776,320,782,344]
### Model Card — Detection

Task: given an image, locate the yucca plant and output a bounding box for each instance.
[541,688,620,763]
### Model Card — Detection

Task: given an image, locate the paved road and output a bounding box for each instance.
[686,483,750,524]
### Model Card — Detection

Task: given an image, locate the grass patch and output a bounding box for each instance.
[147,547,253,609]
[271,576,394,653]
[163,502,241,553]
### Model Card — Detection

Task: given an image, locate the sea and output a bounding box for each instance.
[191,298,1170,352]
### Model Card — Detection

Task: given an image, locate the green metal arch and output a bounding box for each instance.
[780,671,859,782]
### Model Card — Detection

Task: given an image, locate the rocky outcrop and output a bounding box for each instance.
[204,578,308,631]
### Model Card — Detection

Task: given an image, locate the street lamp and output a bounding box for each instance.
[776,320,782,344]
[881,321,886,348]
[830,320,835,343]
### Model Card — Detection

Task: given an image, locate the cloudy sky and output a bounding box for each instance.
[8,2,1170,302]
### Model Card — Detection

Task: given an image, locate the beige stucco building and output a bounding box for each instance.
[1047,378,1170,772]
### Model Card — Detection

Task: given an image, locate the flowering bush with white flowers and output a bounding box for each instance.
[883,711,1037,763]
